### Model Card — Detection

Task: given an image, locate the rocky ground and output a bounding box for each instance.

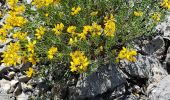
[1,1,170,100]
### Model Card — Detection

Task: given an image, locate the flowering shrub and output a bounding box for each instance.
[0,0,167,78]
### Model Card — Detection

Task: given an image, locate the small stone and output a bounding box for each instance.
[19,62,32,71]
[13,83,22,96]
[18,75,30,83]
[0,63,10,75]
[21,83,33,93]
[8,71,15,79]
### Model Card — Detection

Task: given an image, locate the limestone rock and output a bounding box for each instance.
[69,64,126,100]
[119,54,168,83]
[148,75,170,100]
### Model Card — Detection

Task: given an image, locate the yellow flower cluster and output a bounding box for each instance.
[152,12,161,21]
[26,67,36,77]
[104,14,116,37]
[71,6,81,16]
[52,23,64,35]
[5,14,27,27]
[79,25,92,40]
[67,26,77,36]
[12,31,27,41]
[35,26,46,39]
[1,42,21,66]
[116,47,137,62]
[161,0,170,9]
[91,22,102,36]
[26,40,36,54]
[70,51,89,73]
[32,0,60,8]
[26,40,37,65]
[7,0,18,8]
[47,46,58,59]
[133,11,143,17]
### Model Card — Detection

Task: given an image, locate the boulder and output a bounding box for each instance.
[119,54,168,83]
[148,75,170,100]
[69,64,126,100]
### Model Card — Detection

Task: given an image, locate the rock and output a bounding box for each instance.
[0,79,11,93]
[110,84,126,100]
[18,75,30,83]
[0,93,14,100]
[21,83,33,93]
[165,46,170,73]
[156,14,170,39]
[69,64,126,99]
[142,36,165,60]
[17,92,29,100]
[8,80,19,93]
[148,75,170,100]
[0,63,10,75]
[119,54,168,83]
[19,62,32,71]
[8,71,15,79]
[13,83,22,96]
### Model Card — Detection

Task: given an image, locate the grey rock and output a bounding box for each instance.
[16,92,29,100]
[0,63,10,75]
[69,64,126,99]
[0,93,14,100]
[110,84,126,100]
[148,75,170,100]
[120,54,168,83]
[19,62,32,71]
[18,76,30,83]
[165,46,170,72]
[156,14,170,39]
[8,72,15,79]
[13,83,22,96]
[0,79,11,93]
[142,36,165,60]
[124,94,139,100]
[21,83,33,93]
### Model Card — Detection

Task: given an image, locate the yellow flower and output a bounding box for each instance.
[152,12,161,21]
[5,14,27,27]
[67,26,77,36]
[52,23,64,35]
[12,31,27,41]
[70,51,89,73]
[32,0,60,8]
[104,14,116,37]
[35,26,46,39]
[133,11,143,17]
[68,37,78,45]
[7,0,18,8]
[12,5,25,14]
[26,67,35,77]
[79,25,92,40]
[161,0,170,10]
[28,53,37,65]
[71,6,81,16]
[47,46,58,59]
[26,40,36,53]
[116,47,137,62]
[1,42,21,66]
[45,13,49,17]
[91,22,102,36]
